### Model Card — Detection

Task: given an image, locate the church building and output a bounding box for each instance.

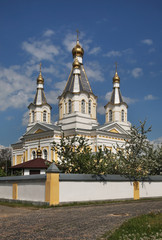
[11,36,131,167]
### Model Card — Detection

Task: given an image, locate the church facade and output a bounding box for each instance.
[11,37,131,166]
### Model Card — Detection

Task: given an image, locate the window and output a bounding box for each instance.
[32,151,36,159]
[121,110,124,122]
[30,170,40,175]
[43,110,47,122]
[88,99,91,114]
[68,99,72,114]
[43,149,48,160]
[81,99,85,113]
[109,110,112,122]
[32,111,34,123]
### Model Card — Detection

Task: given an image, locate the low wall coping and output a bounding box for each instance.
[0,174,162,182]
[59,174,162,182]
[0,174,46,182]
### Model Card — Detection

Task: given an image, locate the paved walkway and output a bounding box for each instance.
[0,200,162,240]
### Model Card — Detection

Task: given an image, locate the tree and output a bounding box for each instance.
[150,144,162,175]
[116,120,158,179]
[52,135,116,175]
[0,147,11,176]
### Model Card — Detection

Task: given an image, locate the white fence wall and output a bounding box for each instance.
[60,181,133,203]
[18,182,45,202]
[0,174,162,204]
[0,183,12,199]
[0,175,46,203]
[140,182,162,198]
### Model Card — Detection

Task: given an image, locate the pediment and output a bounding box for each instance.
[109,128,120,134]
[24,123,54,136]
[35,129,44,134]
[96,122,128,135]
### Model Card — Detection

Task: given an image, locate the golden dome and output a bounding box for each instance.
[37,63,44,84]
[73,57,80,69]
[113,71,120,83]
[72,40,84,58]
[37,142,42,158]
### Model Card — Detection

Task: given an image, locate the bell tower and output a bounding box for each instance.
[58,32,98,131]
[104,63,130,131]
[27,64,52,130]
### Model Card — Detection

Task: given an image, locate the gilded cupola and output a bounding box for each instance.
[37,142,42,158]
[113,62,120,83]
[37,63,44,85]
[72,31,84,58]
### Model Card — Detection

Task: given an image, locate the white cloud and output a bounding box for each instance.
[105,92,112,101]
[43,29,55,37]
[148,48,155,53]
[63,33,76,52]
[89,47,101,55]
[97,105,105,115]
[105,91,137,105]
[6,116,14,121]
[104,48,133,58]
[104,50,122,57]
[123,96,138,104]
[151,137,162,147]
[22,111,29,126]
[85,62,104,82]
[144,94,157,100]
[0,66,35,111]
[141,39,153,46]
[55,80,67,92]
[47,90,60,105]
[131,68,143,78]
[22,39,59,61]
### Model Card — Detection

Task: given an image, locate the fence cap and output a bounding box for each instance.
[46,162,60,173]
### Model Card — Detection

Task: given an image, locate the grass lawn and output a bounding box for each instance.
[100,212,162,240]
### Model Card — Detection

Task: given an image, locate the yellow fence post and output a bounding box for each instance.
[12,183,18,200]
[45,162,60,206]
[133,181,139,200]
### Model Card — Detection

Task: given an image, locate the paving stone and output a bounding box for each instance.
[0,200,162,240]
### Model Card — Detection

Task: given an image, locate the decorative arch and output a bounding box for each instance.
[68,99,72,114]
[109,109,112,122]
[43,149,48,160]
[43,110,47,122]
[88,99,91,114]
[32,150,36,159]
[31,111,35,123]
[81,99,85,113]
[121,109,124,122]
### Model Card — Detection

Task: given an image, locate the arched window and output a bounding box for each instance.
[121,110,124,122]
[109,110,112,122]
[43,110,47,122]
[68,99,72,114]
[81,99,85,113]
[88,99,91,114]
[43,149,48,160]
[32,111,34,123]
[32,151,36,159]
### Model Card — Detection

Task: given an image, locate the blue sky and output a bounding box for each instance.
[0,0,162,146]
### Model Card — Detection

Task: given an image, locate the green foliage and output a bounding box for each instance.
[52,135,117,174]
[151,144,162,175]
[0,147,11,176]
[0,168,7,177]
[52,121,161,177]
[101,212,162,240]
[116,120,159,179]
